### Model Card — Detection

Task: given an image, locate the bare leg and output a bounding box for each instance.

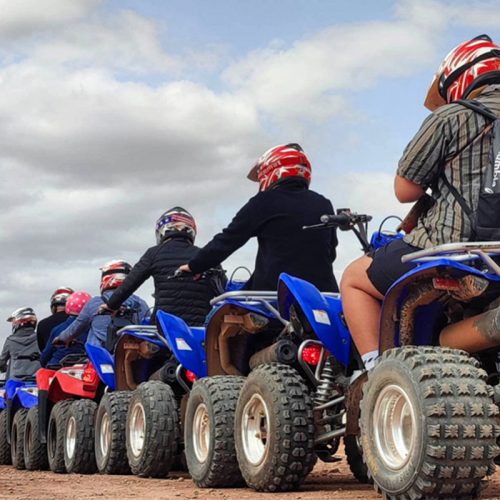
[341,255,384,356]
[440,306,500,352]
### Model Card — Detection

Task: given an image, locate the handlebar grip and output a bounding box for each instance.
[320,213,351,225]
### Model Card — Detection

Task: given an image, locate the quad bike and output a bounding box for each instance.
[0,374,39,469]
[161,210,403,491]
[122,269,241,479]
[359,241,500,499]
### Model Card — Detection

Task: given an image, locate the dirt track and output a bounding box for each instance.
[1,449,499,500]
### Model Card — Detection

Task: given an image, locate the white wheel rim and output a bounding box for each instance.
[192,403,210,463]
[373,384,416,470]
[65,416,76,461]
[241,393,270,466]
[129,402,146,458]
[99,412,111,458]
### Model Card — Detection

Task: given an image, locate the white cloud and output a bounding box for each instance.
[0,0,102,39]
[2,0,500,345]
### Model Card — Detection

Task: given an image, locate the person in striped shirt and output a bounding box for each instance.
[341,35,500,370]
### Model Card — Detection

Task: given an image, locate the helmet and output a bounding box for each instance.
[65,292,92,316]
[155,207,197,244]
[50,286,74,309]
[425,34,500,111]
[7,307,37,333]
[247,143,312,192]
[100,260,131,292]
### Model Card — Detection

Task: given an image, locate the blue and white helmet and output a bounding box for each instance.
[155,207,197,244]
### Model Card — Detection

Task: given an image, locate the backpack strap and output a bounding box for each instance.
[438,100,497,233]
[455,99,498,121]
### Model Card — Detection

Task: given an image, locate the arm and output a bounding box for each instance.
[0,338,10,372]
[189,197,261,274]
[396,112,448,196]
[106,249,154,310]
[40,335,55,367]
[58,301,96,343]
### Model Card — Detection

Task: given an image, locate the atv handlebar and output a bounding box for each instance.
[303,209,373,254]
[318,212,372,227]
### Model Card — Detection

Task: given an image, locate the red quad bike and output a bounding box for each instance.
[37,353,102,474]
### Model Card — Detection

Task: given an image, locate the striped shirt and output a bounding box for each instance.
[397,85,500,248]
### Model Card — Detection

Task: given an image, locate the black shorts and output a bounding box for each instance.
[366,239,420,295]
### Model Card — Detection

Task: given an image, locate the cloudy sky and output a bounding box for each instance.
[1,0,499,343]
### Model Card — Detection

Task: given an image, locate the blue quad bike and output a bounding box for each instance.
[359,241,500,499]
[160,210,402,492]
[0,374,39,469]
[0,374,8,465]
[122,270,247,478]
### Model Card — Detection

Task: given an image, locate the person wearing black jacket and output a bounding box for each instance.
[36,287,73,351]
[101,207,220,326]
[180,144,338,292]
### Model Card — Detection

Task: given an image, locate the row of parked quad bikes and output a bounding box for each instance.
[1,210,500,500]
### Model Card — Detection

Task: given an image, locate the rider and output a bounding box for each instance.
[0,307,40,380]
[53,260,149,348]
[178,143,339,292]
[99,207,221,326]
[40,292,92,367]
[36,286,74,351]
[341,34,500,369]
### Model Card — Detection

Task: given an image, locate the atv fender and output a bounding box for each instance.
[156,311,207,377]
[85,343,116,391]
[278,273,350,366]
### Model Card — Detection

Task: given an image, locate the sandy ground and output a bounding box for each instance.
[0,449,499,500]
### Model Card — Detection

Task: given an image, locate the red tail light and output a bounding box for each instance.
[301,345,322,366]
[433,277,460,290]
[185,370,197,383]
[83,362,98,385]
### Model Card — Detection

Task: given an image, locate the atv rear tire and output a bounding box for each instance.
[235,363,316,492]
[126,381,179,477]
[24,406,48,470]
[360,346,499,499]
[64,399,97,473]
[95,391,131,474]
[344,434,370,484]
[0,410,11,465]
[11,408,28,469]
[47,400,72,473]
[184,375,245,488]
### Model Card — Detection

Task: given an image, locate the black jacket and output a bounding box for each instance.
[106,236,219,326]
[189,180,338,292]
[37,311,69,351]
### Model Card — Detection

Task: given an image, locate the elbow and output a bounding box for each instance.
[394,176,425,203]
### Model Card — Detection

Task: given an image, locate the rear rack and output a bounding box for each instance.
[401,242,500,276]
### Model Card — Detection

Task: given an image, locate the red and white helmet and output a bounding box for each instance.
[50,286,74,309]
[7,307,37,333]
[247,143,312,192]
[100,260,131,292]
[155,207,197,244]
[425,34,500,110]
[65,292,92,316]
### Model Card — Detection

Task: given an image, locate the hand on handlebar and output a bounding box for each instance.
[52,336,70,348]
[176,264,201,280]
[98,303,115,315]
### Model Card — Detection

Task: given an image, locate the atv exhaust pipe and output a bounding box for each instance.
[249,339,297,370]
